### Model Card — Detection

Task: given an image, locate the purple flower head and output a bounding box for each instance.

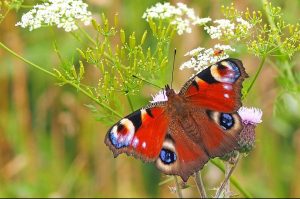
[150,89,168,103]
[238,106,263,125]
[237,106,263,153]
[222,106,263,160]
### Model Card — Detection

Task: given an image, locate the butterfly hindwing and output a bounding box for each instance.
[155,127,209,182]
[105,103,169,161]
[193,109,243,157]
[179,58,248,112]
[155,109,243,181]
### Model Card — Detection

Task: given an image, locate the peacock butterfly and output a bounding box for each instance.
[105,58,248,181]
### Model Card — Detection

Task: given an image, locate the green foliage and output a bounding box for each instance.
[52,13,172,122]
[0,0,23,21]
[219,1,300,113]
[221,2,300,59]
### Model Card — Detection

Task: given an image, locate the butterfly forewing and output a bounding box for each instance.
[179,58,248,112]
[105,104,169,161]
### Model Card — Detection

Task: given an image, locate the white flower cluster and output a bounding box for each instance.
[204,19,235,39]
[142,2,211,35]
[204,17,252,39]
[180,44,235,72]
[236,17,252,29]
[16,0,92,32]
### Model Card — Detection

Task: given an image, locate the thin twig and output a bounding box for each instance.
[215,154,240,198]
[224,162,231,197]
[174,176,183,198]
[242,56,266,100]
[194,171,207,198]
[0,42,57,78]
[210,159,252,198]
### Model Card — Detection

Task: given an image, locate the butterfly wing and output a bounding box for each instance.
[179,58,248,112]
[155,109,243,181]
[155,58,246,181]
[105,102,169,161]
[178,58,247,157]
[155,128,209,182]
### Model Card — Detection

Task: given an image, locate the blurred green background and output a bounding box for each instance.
[1,0,300,197]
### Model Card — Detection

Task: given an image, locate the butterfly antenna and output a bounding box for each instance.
[132,75,163,89]
[171,49,176,89]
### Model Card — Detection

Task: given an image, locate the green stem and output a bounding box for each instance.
[0,42,57,78]
[215,154,240,198]
[194,171,207,198]
[211,159,252,198]
[243,56,266,99]
[19,5,35,9]
[0,41,123,118]
[126,94,134,112]
[78,26,97,45]
[66,80,122,118]
[174,176,183,198]
[0,9,10,25]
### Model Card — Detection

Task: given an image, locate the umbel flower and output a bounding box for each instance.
[204,17,253,40]
[16,0,92,32]
[180,44,236,72]
[143,2,211,35]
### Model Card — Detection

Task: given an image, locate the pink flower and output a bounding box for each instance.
[237,106,263,153]
[150,89,168,103]
[238,106,263,125]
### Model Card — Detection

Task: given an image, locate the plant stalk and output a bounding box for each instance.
[211,159,252,198]
[215,154,240,198]
[243,56,266,99]
[194,171,207,198]
[174,176,183,198]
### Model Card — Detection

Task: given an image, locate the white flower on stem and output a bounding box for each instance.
[236,17,253,29]
[205,17,253,40]
[15,0,92,32]
[184,47,205,56]
[204,19,235,39]
[143,2,211,35]
[180,44,235,72]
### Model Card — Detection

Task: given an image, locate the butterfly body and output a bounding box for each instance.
[105,58,248,181]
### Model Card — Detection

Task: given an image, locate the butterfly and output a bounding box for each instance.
[105,58,248,181]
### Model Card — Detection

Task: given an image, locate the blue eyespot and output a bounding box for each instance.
[230,62,241,81]
[219,61,241,83]
[109,132,124,148]
[160,148,176,164]
[220,113,234,130]
[109,125,131,149]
